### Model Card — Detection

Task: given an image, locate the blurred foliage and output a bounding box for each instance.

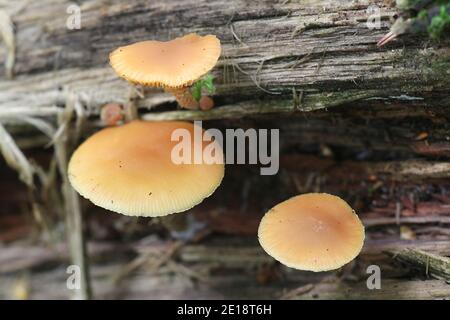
[424,5,450,39]
[398,0,450,40]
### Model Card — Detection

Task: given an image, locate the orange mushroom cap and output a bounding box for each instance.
[258,193,365,272]
[109,33,221,88]
[68,121,224,217]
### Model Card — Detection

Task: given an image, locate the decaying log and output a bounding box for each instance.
[2,264,449,300]
[1,0,449,120]
[3,238,450,275]
[1,239,449,300]
[286,280,449,300]
[1,0,450,300]
[389,249,450,280]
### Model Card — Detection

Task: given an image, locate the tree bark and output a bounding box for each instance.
[1,0,449,116]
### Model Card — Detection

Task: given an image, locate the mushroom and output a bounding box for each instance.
[100,103,123,126]
[199,96,215,111]
[109,33,221,110]
[258,193,365,272]
[68,120,224,217]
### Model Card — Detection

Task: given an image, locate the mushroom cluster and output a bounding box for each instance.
[69,33,224,221]
[68,33,365,275]
[109,33,221,110]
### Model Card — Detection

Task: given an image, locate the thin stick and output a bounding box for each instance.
[54,96,92,300]
[0,9,15,79]
[389,248,450,280]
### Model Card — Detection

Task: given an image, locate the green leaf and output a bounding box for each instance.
[190,74,216,101]
[202,74,215,94]
[191,81,203,101]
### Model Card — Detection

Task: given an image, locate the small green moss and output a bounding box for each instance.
[191,74,216,101]
[398,1,450,41]
[427,5,450,40]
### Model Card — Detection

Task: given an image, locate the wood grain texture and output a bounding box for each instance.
[1,239,449,300]
[0,0,449,119]
[1,0,450,300]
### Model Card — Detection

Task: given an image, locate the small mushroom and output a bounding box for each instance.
[258,193,365,272]
[109,33,221,110]
[68,120,224,217]
[100,103,123,126]
[199,96,215,111]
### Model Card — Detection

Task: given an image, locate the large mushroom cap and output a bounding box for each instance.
[109,33,221,88]
[258,193,365,272]
[68,121,224,217]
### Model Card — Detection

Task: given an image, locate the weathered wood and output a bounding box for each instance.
[3,264,449,300]
[390,249,450,280]
[1,239,450,300]
[0,1,449,171]
[0,0,449,121]
[1,0,450,300]
[286,280,449,300]
[3,239,450,275]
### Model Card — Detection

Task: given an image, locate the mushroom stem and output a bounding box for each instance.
[124,86,139,121]
[124,101,138,121]
[165,86,199,110]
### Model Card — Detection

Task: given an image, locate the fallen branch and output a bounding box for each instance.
[285,279,449,300]
[389,249,450,280]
